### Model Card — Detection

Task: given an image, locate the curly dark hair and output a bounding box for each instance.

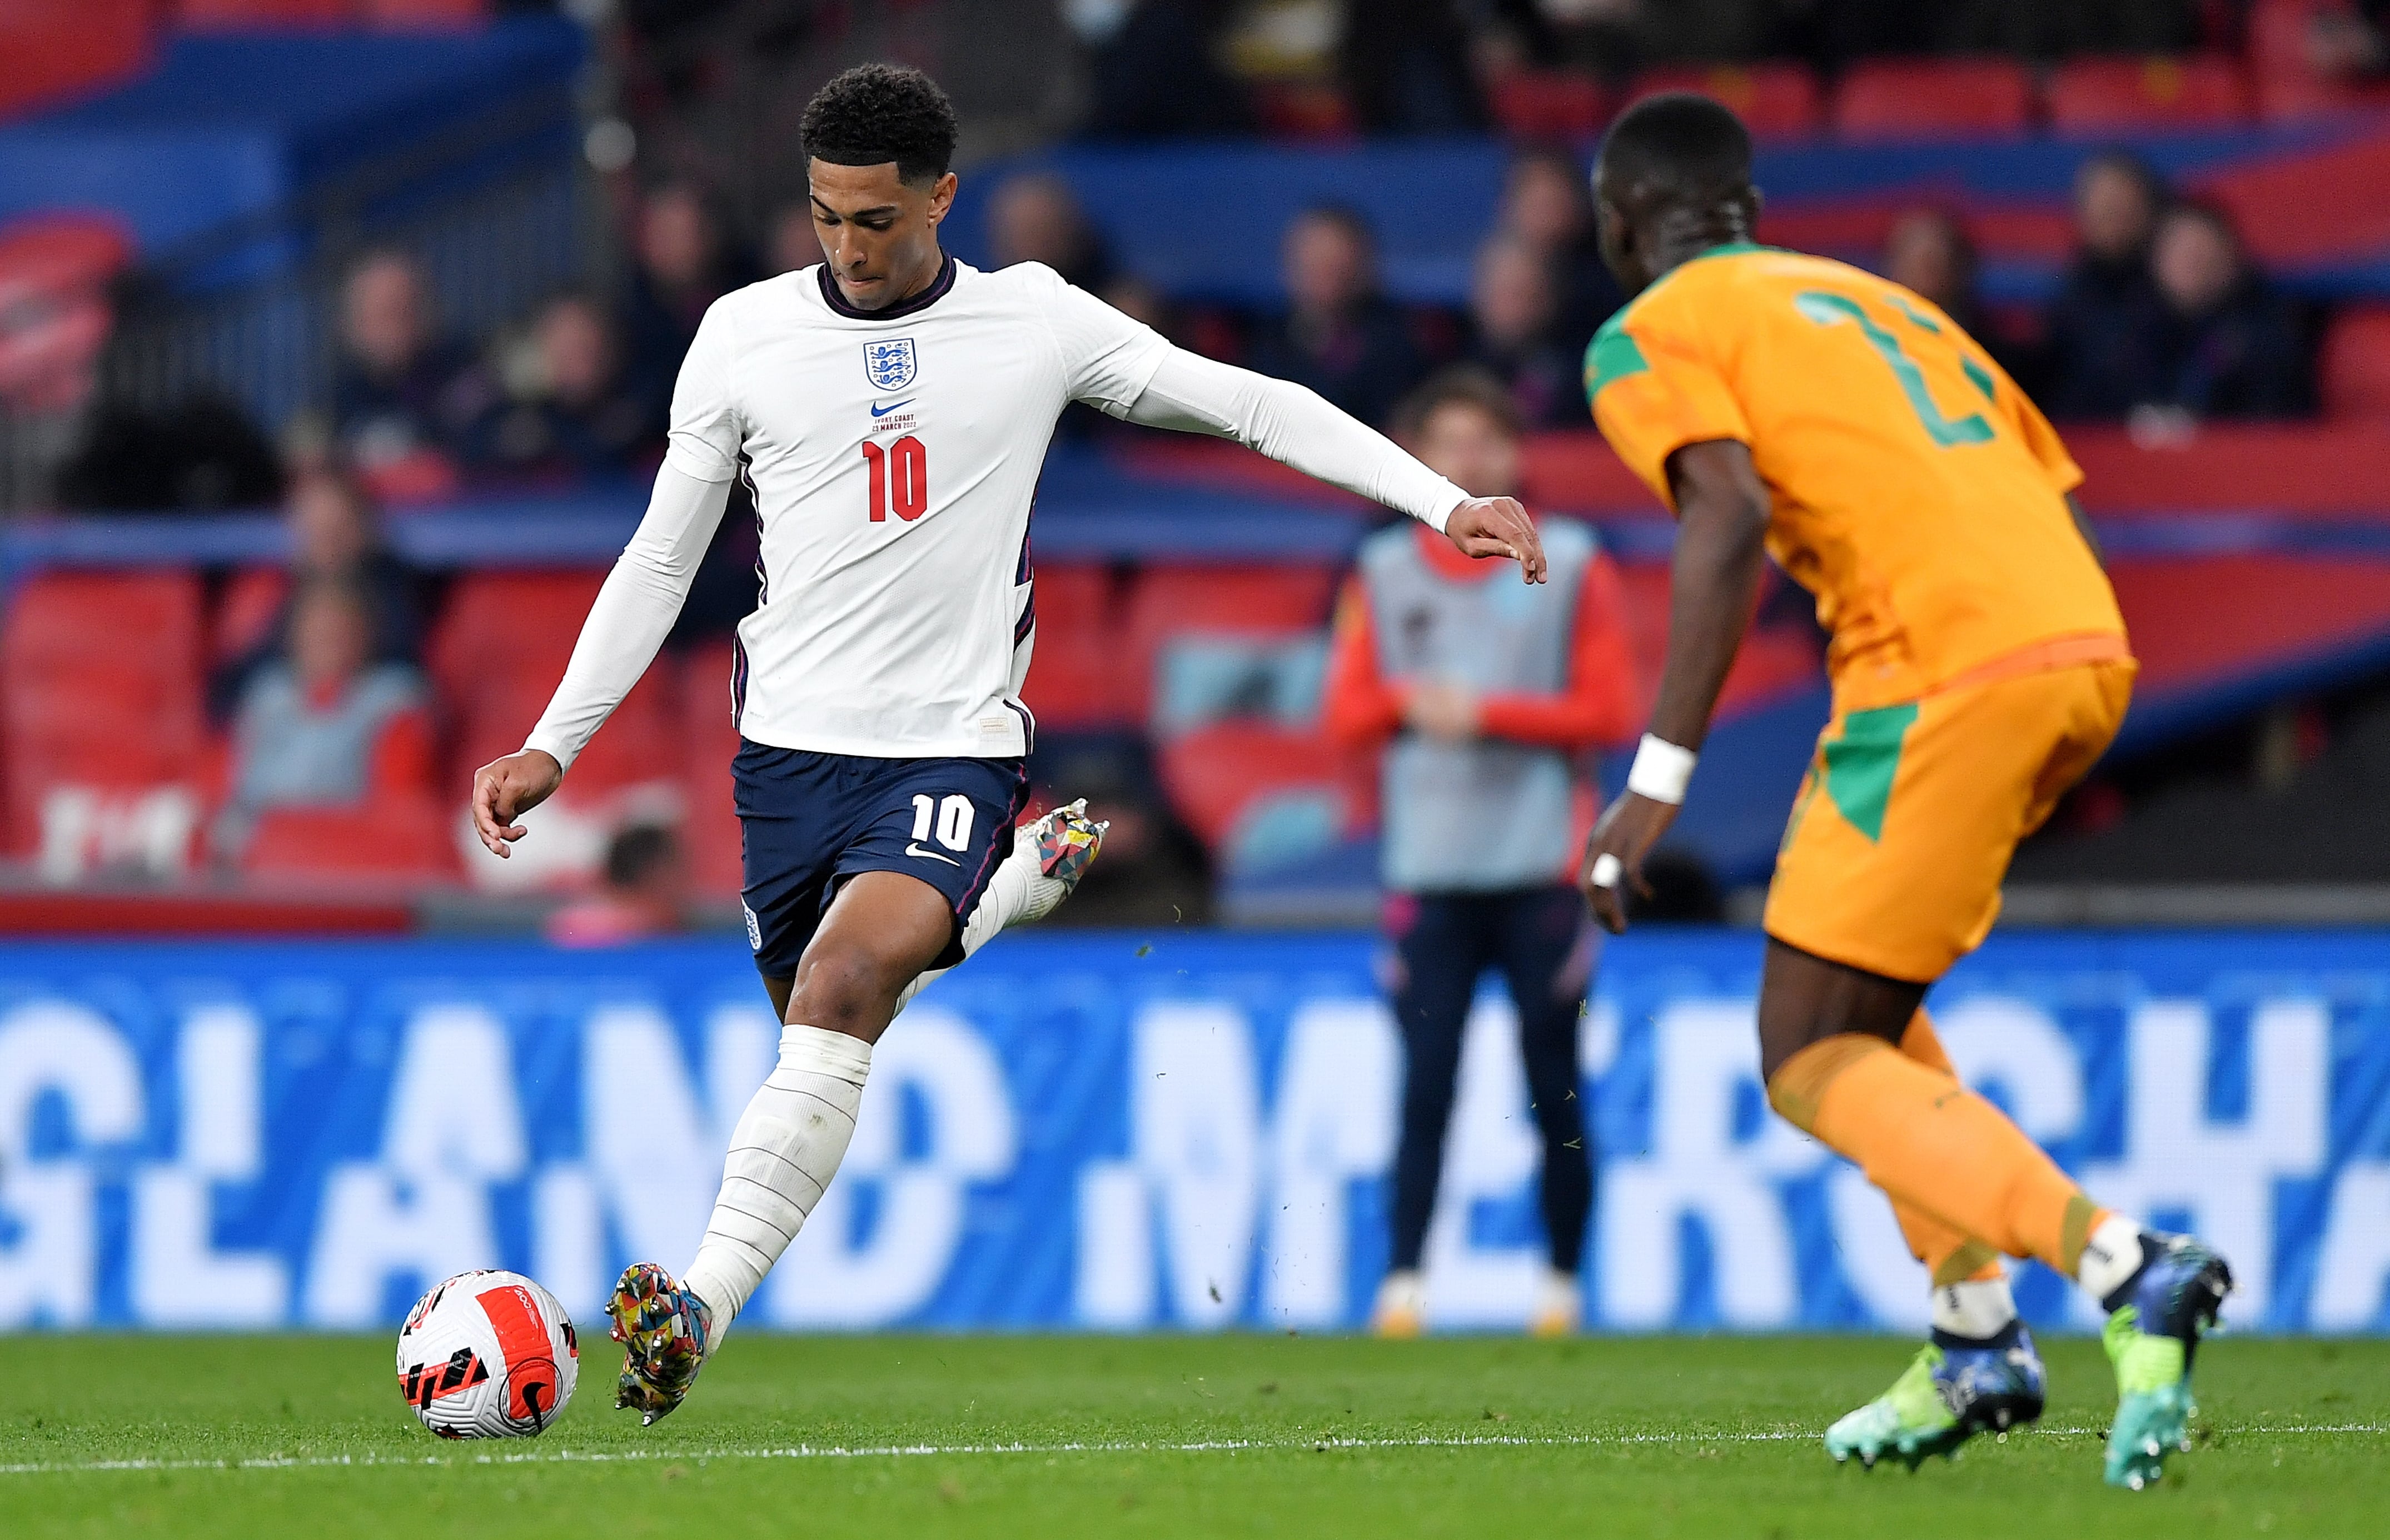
[800,64,959,187]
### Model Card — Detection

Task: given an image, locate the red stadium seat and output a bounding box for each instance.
[427,570,603,709]
[1252,83,1357,141]
[1629,63,1823,141]
[1019,564,1138,729]
[361,0,487,23]
[2047,56,2252,133]
[2322,307,2390,419]
[1124,565,1336,725]
[212,567,288,664]
[2,572,207,872]
[679,644,743,899]
[1154,720,1366,852]
[2249,0,2390,118]
[0,214,131,413]
[1488,71,1608,142]
[242,796,460,883]
[176,0,353,26]
[0,0,150,121]
[1833,58,2035,141]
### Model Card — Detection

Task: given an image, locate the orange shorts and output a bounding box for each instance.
[1762,650,2136,984]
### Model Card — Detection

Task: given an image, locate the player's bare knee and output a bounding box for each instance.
[788,947,908,1036]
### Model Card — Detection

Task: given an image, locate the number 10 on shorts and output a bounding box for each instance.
[911,793,974,853]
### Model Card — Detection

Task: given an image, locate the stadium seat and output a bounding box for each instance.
[1628,63,1823,141]
[2250,0,2390,118]
[1833,58,2035,141]
[2047,56,2252,133]
[2322,307,2390,419]
[241,796,460,883]
[679,643,743,899]
[175,0,355,26]
[1488,70,1608,142]
[1018,564,1137,729]
[427,570,604,709]
[1153,719,1366,857]
[361,0,488,23]
[0,0,150,122]
[0,214,132,414]
[212,567,288,664]
[2,572,207,874]
[1124,565,1336,726]
[1252,82,1357,141]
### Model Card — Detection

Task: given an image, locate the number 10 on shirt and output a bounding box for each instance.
[863,436,928,522]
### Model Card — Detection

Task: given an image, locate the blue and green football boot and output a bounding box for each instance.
[1826,1324,2048,1471]
[2100,1232,2233,1491]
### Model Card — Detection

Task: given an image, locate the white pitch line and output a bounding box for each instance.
[1,1423,2383,1479]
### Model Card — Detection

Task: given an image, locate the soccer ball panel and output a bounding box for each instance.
[395,1270,580,1438]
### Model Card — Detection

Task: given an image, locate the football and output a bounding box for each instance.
[395,1271,580,1439]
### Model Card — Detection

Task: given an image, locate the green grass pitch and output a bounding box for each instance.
[4,1334,2385,1537]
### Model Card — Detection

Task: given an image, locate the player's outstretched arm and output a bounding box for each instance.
[1118,347,1546,583]
[1581,438,1770,932]
[470,463,732,857]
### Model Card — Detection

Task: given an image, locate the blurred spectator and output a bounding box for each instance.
[988,173,1113,291]
[1078,0,1251,139]
[1247,207,1426,428]
[1497,148,1620,356]
[1326,365,1637,1340]
[474,295,657,482]
[2042,152,2169,421]
[211,469,427,720]
[1341,0,1483,132]
[213,577,433,860]
[2131,202,2314,425]
[621,183,754,432]
[330,250,494,491]
[547,823,690,945]
[2311,2,2390,81]
[1463,236,1584,428]
[1880,207,2030,381]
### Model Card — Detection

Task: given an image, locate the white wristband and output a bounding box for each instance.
[1625,734,1697,805]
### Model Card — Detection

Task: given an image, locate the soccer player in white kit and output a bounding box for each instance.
[469,63,1546,1423]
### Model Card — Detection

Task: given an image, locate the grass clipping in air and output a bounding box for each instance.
[2,1334,2385,1537]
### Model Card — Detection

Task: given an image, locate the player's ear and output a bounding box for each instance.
[926,171,959,227]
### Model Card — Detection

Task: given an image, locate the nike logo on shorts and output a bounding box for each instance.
[870,398,914,417]
[905,841,961,867]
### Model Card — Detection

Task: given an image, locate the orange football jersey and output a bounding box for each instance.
[1586,242,2126,709]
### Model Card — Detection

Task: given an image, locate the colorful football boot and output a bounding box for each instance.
[606,1262,714,1427]
[1017,797,1107,921]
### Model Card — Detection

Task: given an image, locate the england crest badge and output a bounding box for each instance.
[863,337,919,391]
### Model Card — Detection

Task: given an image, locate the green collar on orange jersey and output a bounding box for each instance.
[1585,242,1778,402]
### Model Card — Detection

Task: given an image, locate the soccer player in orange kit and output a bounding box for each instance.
[1573,93,2230,1490]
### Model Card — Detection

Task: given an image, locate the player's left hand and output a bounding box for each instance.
[1445,497,1547,584]
[1580,790,1679,934]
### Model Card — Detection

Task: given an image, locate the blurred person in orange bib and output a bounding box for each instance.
[1324,367,1639,1338]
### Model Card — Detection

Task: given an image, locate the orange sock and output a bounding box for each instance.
[1891,1010,2004,1286]
[1770,1031,2107,1278]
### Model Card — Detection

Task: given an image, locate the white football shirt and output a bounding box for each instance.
[667,257,1167,759]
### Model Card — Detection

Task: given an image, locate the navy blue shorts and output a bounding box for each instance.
[733,741,1030,979]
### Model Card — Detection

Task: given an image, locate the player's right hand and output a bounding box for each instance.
[471,749,564,858]
[1579,790,1678,934]
[1445,497,1547,584]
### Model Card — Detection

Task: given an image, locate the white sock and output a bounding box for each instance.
[2073,1213,2149,1304]
[1931,1275,2018,1341]
[681,1023,872,1338]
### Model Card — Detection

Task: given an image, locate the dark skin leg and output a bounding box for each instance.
[1755,937,1928,1084]
[758,870,953,1044]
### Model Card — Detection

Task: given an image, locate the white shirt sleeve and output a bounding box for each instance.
[521,464,733,773]
[1116,346,1470,533]
[663,293,745,484]
[1030,262,1174,415]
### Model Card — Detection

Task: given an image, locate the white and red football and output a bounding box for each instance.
[395,1270,580,1439]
